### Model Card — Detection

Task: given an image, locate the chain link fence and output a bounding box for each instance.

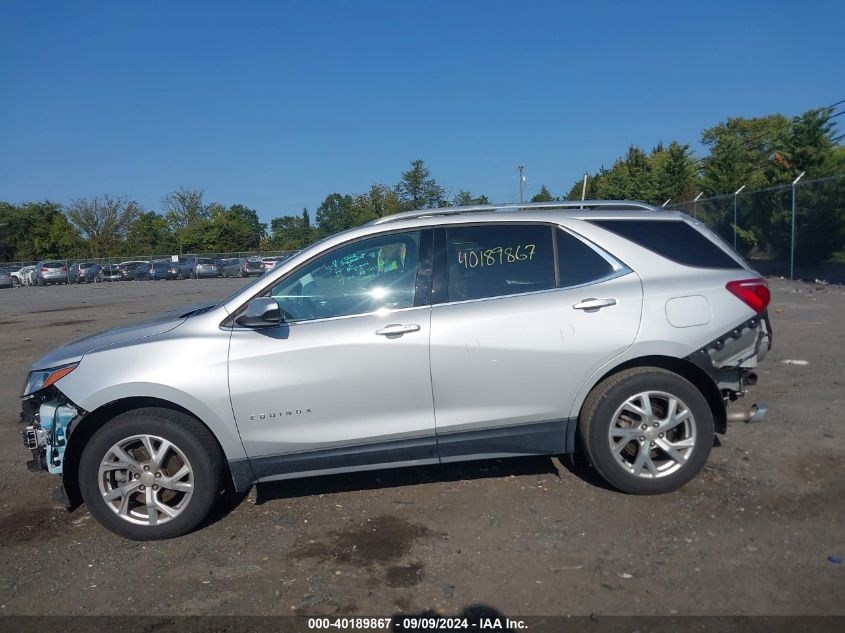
[669,174,845,282]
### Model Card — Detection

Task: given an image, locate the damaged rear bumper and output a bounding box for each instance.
[687,310,773,431]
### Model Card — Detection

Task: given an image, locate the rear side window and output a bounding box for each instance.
[590,219,743,269]
[445,224,555,301]
[556,229,616,287]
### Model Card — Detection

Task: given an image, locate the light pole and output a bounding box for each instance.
[790,171,805,280]
[517,165,525,203]
[693,192,704,218]
[733,184,746,250]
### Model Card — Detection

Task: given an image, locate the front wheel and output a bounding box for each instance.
[578,367,713,495]
[78,408,223,540]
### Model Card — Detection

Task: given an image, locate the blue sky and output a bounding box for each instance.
[1,0,842,224]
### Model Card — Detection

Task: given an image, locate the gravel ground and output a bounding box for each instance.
[0,277,842,616]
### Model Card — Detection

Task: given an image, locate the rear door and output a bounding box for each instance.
[429,223,643,461]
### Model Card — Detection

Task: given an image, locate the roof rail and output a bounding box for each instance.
[369,200,658,225]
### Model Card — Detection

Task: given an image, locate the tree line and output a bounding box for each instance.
[1,106,842,264]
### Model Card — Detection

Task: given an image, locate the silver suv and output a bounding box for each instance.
[20,201,772,540]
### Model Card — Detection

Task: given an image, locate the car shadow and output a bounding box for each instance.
[202,451,617,530]
[252,455,562,505]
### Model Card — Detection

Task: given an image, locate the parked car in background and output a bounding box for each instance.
[98,264,122,282]
[34,261,68,285]
[85,263,102,283]
[241,258,265,276]
[193,257,218,278]
[117,261,148,281]
[218,258,241,277]
[17,265,38,286]
[9,266,27,287]
[261,255,287,272]
[134,261,176,281]
[68,262,99,284]
[174,256,194,279]
[0,268,12,289]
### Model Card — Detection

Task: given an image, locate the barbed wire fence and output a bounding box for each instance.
[667,174,845,282]
[5,174,845,283]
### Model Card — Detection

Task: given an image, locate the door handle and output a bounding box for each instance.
[375,323,421,336]
[573,297,617,311]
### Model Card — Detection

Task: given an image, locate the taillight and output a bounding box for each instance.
[726,278,770,313]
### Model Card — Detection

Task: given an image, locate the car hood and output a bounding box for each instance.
[31,303,216,370]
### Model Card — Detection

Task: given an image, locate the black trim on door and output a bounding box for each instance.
[432,227,448,305]
[413,228,434,307]
[436,419,575,461]
[228,418,577,487]
[232,435,438,482]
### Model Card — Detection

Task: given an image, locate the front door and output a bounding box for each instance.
[228,229,437,480]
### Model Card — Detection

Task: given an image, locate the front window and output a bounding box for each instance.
[268,231,423,322]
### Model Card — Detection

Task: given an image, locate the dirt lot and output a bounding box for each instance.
[0,277,842,617]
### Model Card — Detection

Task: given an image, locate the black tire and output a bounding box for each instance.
[578,367,713,495]
[78,407,224,540]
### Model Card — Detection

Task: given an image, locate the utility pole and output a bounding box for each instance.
[790,171,805,280]
[517,165,525,203]
[693,192,704,218]
[581,173,588,201]
[733,184,746,250]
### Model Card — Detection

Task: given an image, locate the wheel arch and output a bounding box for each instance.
[576,355,727,435]
[62,397,236,509]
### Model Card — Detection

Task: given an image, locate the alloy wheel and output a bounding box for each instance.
[98,434,194,526]
[607,391,697,479]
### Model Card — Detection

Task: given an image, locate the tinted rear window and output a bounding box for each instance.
[590,219,743,269]
[556,229,616,287]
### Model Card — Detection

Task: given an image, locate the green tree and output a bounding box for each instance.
[0,201,80,261]
[652,142,699,203]
[530,185,555,203]
[207,203,266,252]
[315,193,355,237]
[353,184,402,223]
[268,208,314,250]
[66,194,141,257]
[124,211,176,256]
[700,114,790,194]
[451,190,489,206]
[396,159,445,211]
[163,187,210,253]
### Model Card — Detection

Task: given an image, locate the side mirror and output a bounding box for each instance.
[236,297,282,328]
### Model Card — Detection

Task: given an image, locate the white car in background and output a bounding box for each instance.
[12,266,37,286]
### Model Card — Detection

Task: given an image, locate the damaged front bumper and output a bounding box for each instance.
[21,387,83,476]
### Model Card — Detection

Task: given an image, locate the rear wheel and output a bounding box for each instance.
[578,367,713,495]
[78,408,223,540]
